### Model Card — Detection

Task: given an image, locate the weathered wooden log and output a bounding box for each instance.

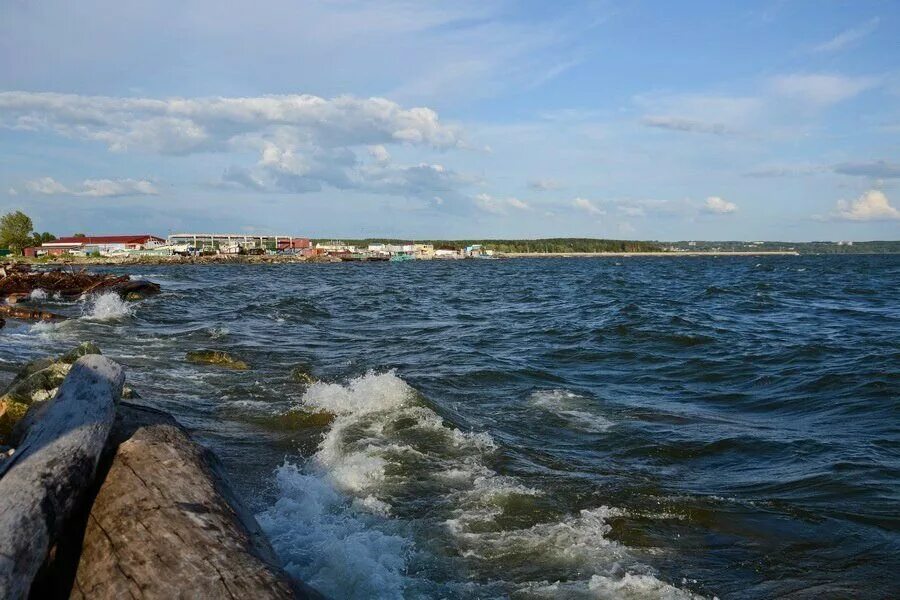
[0,355,124,600]
[0,305,67,322]
[71,420,322,599]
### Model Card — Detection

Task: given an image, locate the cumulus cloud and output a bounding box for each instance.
[0,92,462,153]
[0,91,472,201]
[811,18,880,54]
[474,193,530,214]
[641,116,731,135]
[572,197,604,216]
[528,178,563,191]
[769,74,877,106]
[703,196,737,214]
[19,176,158,197]
[830,190,900,221]
[833,160,900,179]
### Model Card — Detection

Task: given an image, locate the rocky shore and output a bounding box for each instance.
[0,345,324,599]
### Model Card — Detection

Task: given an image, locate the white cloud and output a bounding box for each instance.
[0,92,462,153]
[475,193,530,214]
[1,91,474,201]
[769,74,877,106]
[368,144,391,163]
[703,196,737,214]
[831,190,900,221]
[573,197,604,216]
[812,18,880,53]
[24,176,71,195]
[20,176,158,197]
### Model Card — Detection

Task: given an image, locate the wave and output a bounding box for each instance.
[530,389,614,433]
[258,372,699,599]
[81,292,135,321]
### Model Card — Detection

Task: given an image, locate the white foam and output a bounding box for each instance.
[260,371,698,599]
[257,463,410,600]
[523,573,707,599]
[82,292,134,321]
[29,288,48,301]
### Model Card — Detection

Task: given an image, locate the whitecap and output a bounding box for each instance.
[81,292,134,321]
[257,463,411,600]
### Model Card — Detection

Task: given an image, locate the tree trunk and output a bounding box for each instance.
[71,422,322,599]
[0,355,123,600]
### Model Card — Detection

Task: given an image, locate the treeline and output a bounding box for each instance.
[669,240,900,254]
[313,238,664,253]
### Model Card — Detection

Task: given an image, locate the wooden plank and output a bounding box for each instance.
[0,355,124,600]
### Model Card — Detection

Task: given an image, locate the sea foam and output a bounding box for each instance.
[82,292,134,321]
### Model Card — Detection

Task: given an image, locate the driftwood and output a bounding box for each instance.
[0,355,124,600]
[0,305,67,322]
[0,263,159,302]
[72,420,321,599]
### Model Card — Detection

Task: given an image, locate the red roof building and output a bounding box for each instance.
[39,235,165,256]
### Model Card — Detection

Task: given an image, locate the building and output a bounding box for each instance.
[168,233,308,253]
[38,235,165,256]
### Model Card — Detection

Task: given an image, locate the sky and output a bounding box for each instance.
[1,0,898,241]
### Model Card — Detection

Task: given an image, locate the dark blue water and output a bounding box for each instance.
[2,255,898,599]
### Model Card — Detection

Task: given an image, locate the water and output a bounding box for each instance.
[1,256,898,599]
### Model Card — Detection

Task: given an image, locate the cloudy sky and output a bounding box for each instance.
[1,0,898,241]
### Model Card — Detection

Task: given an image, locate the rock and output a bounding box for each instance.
[121,385,140,399]
[111,280,161,301]
[289,364,317,385]
[59,341,103,365]
[71,421,321,599]
[186,349,249,370]
[10,342,101,386]
[1,343,103,445]
[279,408,334,429]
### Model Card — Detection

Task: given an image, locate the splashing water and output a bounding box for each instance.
[259,371,699,599]
[82,292,134,321]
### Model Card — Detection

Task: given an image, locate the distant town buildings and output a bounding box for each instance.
[22,232,497,261]
[25,235,165,257]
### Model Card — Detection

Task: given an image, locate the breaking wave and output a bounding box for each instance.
[258,372,698,599]
[81,292,134,321]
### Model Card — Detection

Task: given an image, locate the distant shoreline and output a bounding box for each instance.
[500,251,800,258]
[5,250,813,267]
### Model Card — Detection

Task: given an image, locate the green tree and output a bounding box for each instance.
[31,231,57,246]
[0,211,35,255]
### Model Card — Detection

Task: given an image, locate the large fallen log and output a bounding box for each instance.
[0,355,124,600]
[71,419,322,599]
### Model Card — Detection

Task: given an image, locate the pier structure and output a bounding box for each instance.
[167,233,310,252]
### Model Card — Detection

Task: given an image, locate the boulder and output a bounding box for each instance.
[0,343,102,444]
[289,364,317,385]
[186,349,249,370]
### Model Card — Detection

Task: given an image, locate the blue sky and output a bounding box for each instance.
[1,0,898,241]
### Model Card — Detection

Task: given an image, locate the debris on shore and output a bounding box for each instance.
[0,263,160,307]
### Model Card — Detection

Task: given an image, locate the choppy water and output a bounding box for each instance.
[2,256,898,599]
